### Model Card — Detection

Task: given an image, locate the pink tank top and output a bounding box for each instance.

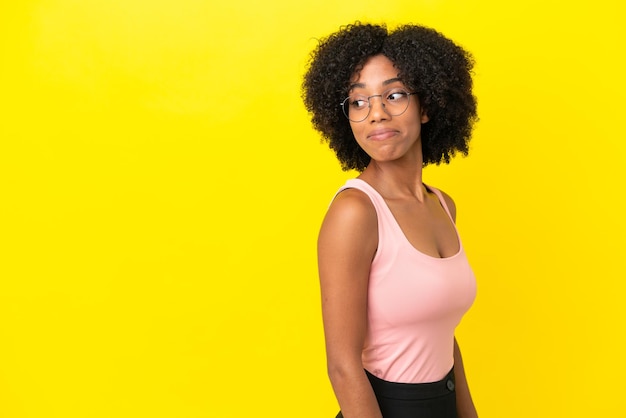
[337,179,476,384]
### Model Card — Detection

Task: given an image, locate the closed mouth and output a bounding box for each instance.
[367,128,397,140]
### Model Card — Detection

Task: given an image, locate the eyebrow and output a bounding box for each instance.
[349,77,404,90]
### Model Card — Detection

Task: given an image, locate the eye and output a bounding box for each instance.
[386,90,409,102]
[349,97,368,109]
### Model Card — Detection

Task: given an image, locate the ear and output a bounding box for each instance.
[420,109,429,123]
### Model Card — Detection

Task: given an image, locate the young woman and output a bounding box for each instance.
[302,23,479,418]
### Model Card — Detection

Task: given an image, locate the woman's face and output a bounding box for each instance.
[347,54,428,165]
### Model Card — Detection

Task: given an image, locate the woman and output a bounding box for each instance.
[302,23,479,418]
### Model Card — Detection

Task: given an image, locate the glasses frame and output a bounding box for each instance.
[340,88,416,122]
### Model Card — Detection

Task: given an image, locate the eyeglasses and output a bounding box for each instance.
[340,88,415,122]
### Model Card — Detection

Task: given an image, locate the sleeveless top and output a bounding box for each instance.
[336,179,476,384]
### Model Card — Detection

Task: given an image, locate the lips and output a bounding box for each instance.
[367,128,397,141]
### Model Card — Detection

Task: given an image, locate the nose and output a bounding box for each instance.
[368,95,388,122]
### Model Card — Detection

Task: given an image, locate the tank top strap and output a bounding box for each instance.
[335,179,393,220]
[425,185,455,224]
[334,178,405,245]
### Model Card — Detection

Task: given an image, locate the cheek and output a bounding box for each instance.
[349,125,368,152]
[349,122,365,141]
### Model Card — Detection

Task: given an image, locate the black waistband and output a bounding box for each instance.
[365,368,456,400]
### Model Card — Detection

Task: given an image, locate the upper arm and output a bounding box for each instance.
[317,189,378,369]
[439,190,457,223]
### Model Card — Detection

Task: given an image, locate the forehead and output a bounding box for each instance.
[350,54,402,88]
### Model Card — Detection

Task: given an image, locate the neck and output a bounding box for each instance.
[359,154,428,202]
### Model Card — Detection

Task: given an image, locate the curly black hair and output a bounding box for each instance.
[302,22,478,171]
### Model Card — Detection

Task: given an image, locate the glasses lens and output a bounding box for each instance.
[340,89,412,122]
[384,88,411,116]
[341,96,368,122]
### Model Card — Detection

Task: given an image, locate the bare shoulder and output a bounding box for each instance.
[318,188,378,261]
[327,188,376,223]
[320,188,377,242]
[436,188,457,222]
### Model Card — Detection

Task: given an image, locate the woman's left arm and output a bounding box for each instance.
[454,338,478,418]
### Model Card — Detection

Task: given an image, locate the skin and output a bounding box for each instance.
[318,55,478,418]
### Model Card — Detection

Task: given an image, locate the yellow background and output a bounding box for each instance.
[1,1,625,417]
